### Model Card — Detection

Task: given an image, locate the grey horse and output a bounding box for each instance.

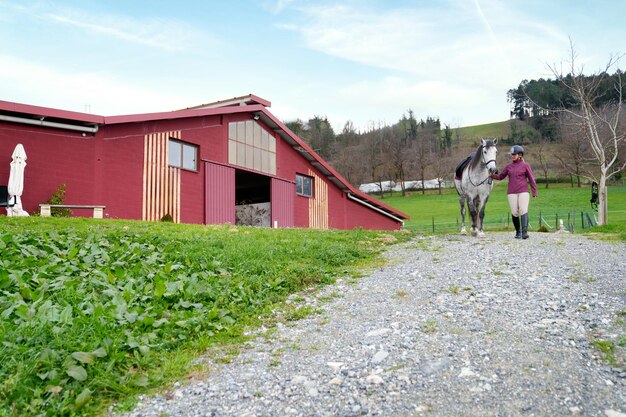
[454,139,499,236]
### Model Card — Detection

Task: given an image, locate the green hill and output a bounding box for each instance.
[452,119,539,146]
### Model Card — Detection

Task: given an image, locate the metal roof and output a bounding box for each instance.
[182,94,271,110]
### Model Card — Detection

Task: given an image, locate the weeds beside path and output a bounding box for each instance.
[0,217,411,416]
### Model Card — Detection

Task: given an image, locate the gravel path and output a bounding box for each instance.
[122,233,625,417]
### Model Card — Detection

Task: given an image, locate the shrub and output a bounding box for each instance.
[47,184,72,217]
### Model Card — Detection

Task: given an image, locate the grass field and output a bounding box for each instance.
[0,218,411,416]
[380,183,626,234]
[451,119,539,145]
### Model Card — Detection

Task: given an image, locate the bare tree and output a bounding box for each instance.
[330,143,364,187]
[547,41,625,224]
[412,133,435,195]
[363,123,391,199]
[385,127,411,196]
[430,152,453,194]
[554,112,592,187]
[534,137,551,188]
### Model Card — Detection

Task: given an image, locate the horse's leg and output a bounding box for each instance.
[477,196,489,237]
[459,194,467,235]
[468,197,478,237]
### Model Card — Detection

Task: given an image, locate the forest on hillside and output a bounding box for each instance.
[285,70,625,195]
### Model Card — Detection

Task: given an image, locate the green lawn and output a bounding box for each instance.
[0,218,411,416]
[381,183,626,234]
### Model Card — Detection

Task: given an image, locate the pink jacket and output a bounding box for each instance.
[492,159,537,197]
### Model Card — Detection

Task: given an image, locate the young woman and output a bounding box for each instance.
[490,145,537,239]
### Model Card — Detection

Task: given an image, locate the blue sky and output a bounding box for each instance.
[1,0,624,131]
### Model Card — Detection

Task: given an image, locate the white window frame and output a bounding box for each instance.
[168,138,198,171]
[296,174,313,197]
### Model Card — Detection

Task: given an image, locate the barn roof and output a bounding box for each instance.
[182,94,271,110]
[0,96,409,224]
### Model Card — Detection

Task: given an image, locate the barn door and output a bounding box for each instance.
[205,162,235,225]
[271,178,295,228]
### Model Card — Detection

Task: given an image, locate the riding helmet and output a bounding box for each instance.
[510,145,524,155]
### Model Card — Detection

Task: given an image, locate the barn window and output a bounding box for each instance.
[296,174,313,197]
[228,120,276,175]
[168,139,197,171]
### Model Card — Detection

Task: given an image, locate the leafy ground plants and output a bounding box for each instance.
[0,217,411,416]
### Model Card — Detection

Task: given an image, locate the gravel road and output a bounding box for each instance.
[121,232,625,417]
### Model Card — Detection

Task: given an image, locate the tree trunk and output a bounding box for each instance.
[598,174,608,225]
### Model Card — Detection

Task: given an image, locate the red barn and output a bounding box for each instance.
[0,95,408,230]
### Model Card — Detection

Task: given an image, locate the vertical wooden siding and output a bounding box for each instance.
[308,169,328,229]
[142,132,181,222]
[271,178,295,227]
[204,162,235,224]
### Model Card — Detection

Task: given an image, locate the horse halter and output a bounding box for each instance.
[481,145,497,168]
[468,146,495,187]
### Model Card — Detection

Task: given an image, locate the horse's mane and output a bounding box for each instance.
[469,144,483,171]
[469,140,495,171]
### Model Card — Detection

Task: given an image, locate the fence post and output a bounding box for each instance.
[568,212,572,233]
[432,216,435,233]
[581,211,584,229]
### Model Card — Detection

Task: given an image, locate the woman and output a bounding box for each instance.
[491,145,537,239]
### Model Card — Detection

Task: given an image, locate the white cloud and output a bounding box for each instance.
[333,77,494,129]
[45,13,210,52]
[291,3,567,83]
[0,55,190,115]
[271,1,584,128]
[5,1,220,53]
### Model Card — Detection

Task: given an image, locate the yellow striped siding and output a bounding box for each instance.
[308,169,328,229]
[143,132,181,222]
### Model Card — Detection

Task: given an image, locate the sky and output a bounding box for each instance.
[1,0,624,132]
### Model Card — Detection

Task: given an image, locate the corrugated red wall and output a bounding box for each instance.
[0,122,98,217]
[270,178,295,227]
[204,161,235,224]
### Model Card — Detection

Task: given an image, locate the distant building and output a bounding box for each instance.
[359,179,445,194]
[0,95,408,230]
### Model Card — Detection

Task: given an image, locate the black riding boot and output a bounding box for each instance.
[521,213,529,239]
[512,215,521,239]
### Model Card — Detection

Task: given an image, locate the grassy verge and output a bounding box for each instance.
[0,217,412,416]
[585,223,626,242]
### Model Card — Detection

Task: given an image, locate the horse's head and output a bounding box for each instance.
[481,138,499,174]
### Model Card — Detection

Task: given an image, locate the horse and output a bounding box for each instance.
[454,138,499,237]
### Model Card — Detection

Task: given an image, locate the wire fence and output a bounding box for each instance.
[403,209,623,234]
